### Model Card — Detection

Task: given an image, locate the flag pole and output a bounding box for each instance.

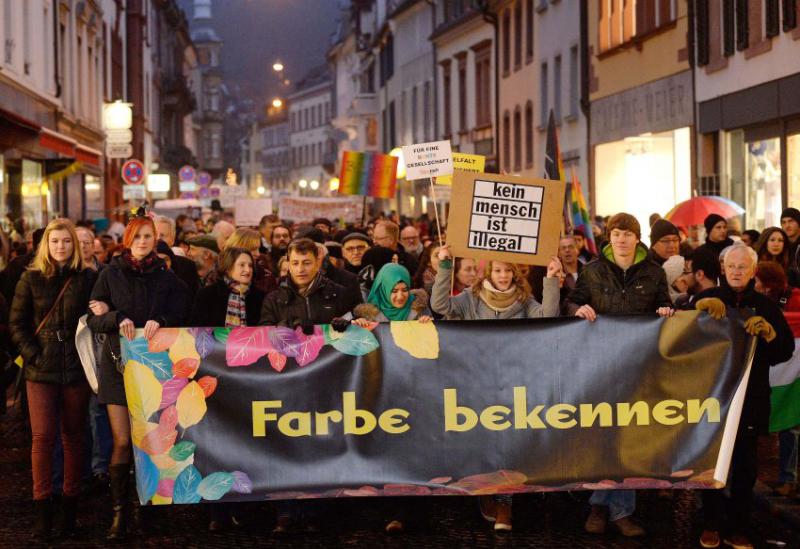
[429,176,444,246]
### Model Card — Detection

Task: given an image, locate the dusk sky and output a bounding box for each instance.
[180,0,345,105]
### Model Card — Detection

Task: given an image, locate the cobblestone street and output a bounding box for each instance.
[2,403,799,549]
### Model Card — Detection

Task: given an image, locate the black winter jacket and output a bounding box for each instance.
[87,256,188,371]
[190,280,265,327]
[565,244,672,314]
[260,275,356,327]
[691,282,794,434]
[10,267,96,384]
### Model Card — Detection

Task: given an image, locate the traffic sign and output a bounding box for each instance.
[106,143,133,159]
[198,171,212,186]
[121,159,146,184]
[105,129,133,144]
[179,165,197,182]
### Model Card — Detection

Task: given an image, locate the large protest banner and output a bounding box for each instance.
[277,196,364,224]
[122,313,754,505]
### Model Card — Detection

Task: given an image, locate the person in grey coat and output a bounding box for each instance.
[430,244,562,532]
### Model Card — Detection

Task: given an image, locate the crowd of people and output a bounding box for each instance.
[1,203,799,549]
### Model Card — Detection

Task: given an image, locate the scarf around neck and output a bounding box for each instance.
[121,249,160,273]
[478,279,520,312]
[224,276,250,327]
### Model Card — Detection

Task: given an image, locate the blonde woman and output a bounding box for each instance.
[9,218,97,541]
[430,244,562,531]
[225,227,276,294]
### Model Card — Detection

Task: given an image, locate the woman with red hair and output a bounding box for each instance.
[87,215,188,540]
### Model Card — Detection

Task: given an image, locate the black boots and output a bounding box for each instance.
[107,464,130,541]
[32,498,53,541]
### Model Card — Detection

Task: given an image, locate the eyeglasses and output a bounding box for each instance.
[343,245,368,253]
[681,269,692,275]
[657,237,681,245]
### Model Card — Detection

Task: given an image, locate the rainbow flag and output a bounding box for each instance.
[569,169,598,255]
[338,151,398,199]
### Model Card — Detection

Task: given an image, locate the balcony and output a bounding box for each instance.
[161,75,195,112]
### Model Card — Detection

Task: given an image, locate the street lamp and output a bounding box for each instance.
[309,179,319,191]
[272,98,283,109]
[329,177,340,192]
[272,62,284,72]
[298,179,308,189]
[389,147,406,179]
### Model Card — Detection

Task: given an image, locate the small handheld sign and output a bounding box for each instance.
[121,159,146,185]
[446,172,566,267]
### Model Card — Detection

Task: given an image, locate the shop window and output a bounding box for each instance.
[788,134,800,209]
[729,133,783,231]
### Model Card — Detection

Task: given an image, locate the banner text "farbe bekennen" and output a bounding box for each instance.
[251,388,721,438]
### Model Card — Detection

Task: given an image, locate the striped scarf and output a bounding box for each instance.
[224,276,249,327]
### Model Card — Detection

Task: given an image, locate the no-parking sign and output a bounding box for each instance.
[179,165,197,182]
[121,159,146,185]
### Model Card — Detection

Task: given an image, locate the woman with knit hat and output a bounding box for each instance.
[696,213,735,260]
[430,244,562,531]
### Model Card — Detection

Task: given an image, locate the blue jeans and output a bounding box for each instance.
[88,394,112,475]
[589,489,636,521]
[779,428,799,484]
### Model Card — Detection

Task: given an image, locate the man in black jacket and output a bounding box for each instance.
[566,213,673,538]
[260,238,360,328]
[691,244,794,549]
[155,216,200,298]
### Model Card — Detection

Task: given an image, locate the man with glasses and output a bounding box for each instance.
[372,221,418,276]
[341,233,371,274]
[673,248,720,309]
[689,244,794,549]
[648,219,681,266]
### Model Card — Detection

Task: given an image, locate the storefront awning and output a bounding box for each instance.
[0,107,41,133]
[39,127,77,156]
[75,144,102,167]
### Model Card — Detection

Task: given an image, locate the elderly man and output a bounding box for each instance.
[372,220,418,275]
[212,220,235,251]
[400,225,423,260]
[648,219,681,266]
[690,244,794,549]
[155,216,200,297]
[76,226,103,271]
[342,233,371,274]
[557,235,582,313]
[187,234,220,288]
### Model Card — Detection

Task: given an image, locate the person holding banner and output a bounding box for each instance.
[87,214,188,541]
[9,218,97,541]
[431,244,562,531]
[689,245,794,549]
[351,263,432,326]
[566,213,673,538]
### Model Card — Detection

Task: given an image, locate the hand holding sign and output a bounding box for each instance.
[546,257,563,279]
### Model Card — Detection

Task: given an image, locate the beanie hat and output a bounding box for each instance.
[662,255,685,287]
[704,213,725,235]
[294,225,326,244]
[650,219,680,244]
[780,208,800,225]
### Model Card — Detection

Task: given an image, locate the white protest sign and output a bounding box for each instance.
[402,140,453,181]
[219,184,247,208]
[234,198,273,226]
[278,196,364,224]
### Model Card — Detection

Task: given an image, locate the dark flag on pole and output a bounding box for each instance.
[543,109,572,233]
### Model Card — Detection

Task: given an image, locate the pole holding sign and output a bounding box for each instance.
[446,172,566,267]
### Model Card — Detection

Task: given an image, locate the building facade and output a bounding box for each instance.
[587,0,693,243]
[288,65,335,196]
[260,108,290,194]
[695,0,800,231]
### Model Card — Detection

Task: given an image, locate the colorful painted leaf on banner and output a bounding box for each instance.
[390,321,439,359]
[160,455,194,481]
[267,351,287,372]
[290,326,325,367]
[150,453,176,470]
[159,377,188,409]
[131,418,158,447]
[173,358,199,379]
[213,327,231,344]
[173,464,202,504]
[231,471,253,494]
[226,327,272,367]
[169,440,196,462]
[168,329,200,365]
[189,327,215,358]
[140,426,178,456]
[148,328,179,353]
[152,494,172,505]
[323,324,344,344]
[124,361,163,422]
[197,471,235,501]
[269,326,301,357]
[176,381,207,429]
[122,338,173,381]
[157,478,175,498]
[134,448,159,504]
[197,376,218,397]
[158,405,179,431]
[329,324,380,356]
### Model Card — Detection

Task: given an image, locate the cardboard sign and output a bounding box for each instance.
[436,153,486,186]
[402,140,453,181]
[234,198,273,226]
[446,172,566,267]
